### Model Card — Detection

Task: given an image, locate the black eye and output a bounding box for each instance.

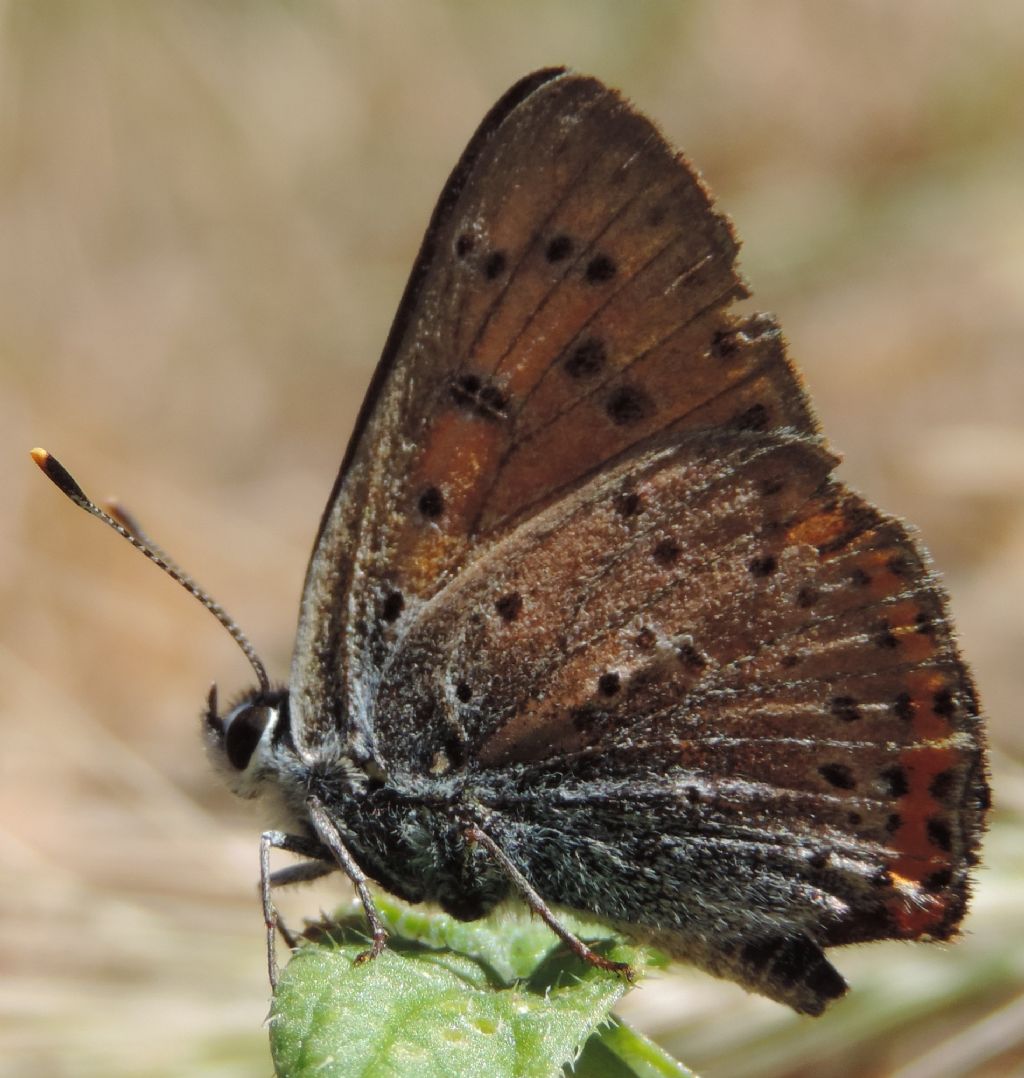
[224,705,271,770]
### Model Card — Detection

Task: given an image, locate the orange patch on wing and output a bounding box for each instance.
[853,548,913,601]
[886,881,950,938]
[904,669,955,741]
[786,507,848,550]
[884,742,960,934]
[401,411,505,591]
[879,599,939,664]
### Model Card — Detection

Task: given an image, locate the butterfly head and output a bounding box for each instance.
[204,683,297,801]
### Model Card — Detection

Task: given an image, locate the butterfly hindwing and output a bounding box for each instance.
[371,429,983,1012]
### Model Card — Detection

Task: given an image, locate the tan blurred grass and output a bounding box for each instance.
[3,2,1023,1075]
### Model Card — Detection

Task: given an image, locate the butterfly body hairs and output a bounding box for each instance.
[36,68,988,1016]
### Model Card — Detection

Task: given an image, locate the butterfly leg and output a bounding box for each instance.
[306,795,390,965]
[464,824,634,980]
[260,829,333,988]
[270,858,337,889]
[269,859,338,948]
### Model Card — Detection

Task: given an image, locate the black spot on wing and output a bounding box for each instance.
[495,592,523,622]
[381,590,405,623]
[585,253,616,282]
[606,385,654,426]
[564,337,607,379]
[483,250,507,279]
[545,234,574,262]
[418,486,444,518]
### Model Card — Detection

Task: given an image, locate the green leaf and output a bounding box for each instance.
[574,1018,697,1077]
[269,895,687,1078]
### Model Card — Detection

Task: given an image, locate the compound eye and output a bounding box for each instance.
[223,704,272,770]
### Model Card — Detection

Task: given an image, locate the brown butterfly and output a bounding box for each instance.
[34,68,988,1015]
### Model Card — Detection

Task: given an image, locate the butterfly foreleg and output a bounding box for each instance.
[463,824,634,980]
[269,858,337,890]
[260,829,334,987]
[306,795,390,965]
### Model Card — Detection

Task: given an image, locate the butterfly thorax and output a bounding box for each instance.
[312,772,514,920]
[205,686,512,919]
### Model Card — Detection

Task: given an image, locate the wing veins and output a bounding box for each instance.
[469,280,758,537]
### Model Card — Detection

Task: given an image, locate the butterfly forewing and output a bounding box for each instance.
[288,69,986,1013]
[291,70,811,751]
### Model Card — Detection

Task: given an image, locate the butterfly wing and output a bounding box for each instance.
[290,69,986,1013]
[291,68,811,758]
[373,427,986,1012]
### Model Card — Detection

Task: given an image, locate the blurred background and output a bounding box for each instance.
[3,2,1022,1075]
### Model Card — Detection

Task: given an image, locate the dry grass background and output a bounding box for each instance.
[3,2,1023,1075]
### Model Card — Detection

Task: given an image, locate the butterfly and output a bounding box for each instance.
[34,67,988,1016]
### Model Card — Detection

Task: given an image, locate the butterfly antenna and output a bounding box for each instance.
[30,448,271,694]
